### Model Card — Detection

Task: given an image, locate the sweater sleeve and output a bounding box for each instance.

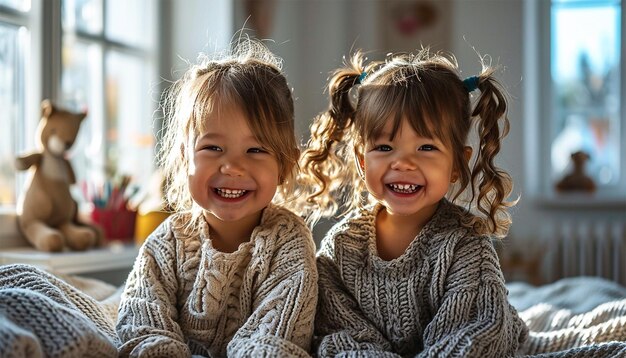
[116,221,191,358]
[314,236,401,358]
[226,218,318,357]
[418,237,528,358]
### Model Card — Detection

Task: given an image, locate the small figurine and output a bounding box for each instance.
[555,150,596,193]
[15,100,101,251]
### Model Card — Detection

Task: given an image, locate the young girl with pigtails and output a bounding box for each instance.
[300,49,528,357]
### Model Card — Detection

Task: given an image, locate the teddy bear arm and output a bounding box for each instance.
[15,153,42,171]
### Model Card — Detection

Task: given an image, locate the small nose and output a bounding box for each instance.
[220,157,245,177]
[390,152,417,171]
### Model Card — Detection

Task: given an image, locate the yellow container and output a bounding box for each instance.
[134,211,171,245]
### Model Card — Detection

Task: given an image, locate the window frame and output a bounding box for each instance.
[525,0,626,208]
[60,0,159,190]
[0,1,44,243]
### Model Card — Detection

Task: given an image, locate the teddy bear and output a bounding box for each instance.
[15,100,101,252]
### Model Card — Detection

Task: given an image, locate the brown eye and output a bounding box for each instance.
[374,144,392,152]
[247,147,268,154]
[419,145,436,151]
[200,145,221,151]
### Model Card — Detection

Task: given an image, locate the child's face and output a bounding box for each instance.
[188,104,280,224]
[360,118,457,219]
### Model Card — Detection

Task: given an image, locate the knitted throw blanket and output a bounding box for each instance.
[509,277,626,357]
[0,264,118,358]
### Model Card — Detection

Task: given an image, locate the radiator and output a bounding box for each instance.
[540,220,626,286]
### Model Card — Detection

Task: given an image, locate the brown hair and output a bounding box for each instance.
[299,49,515,237]
[159,39,299,222]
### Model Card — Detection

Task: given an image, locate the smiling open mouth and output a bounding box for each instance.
[215,188,248,199]
[387,183,422,194]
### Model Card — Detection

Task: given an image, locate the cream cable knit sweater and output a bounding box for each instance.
[314,199,528,358]
[116,204,318,358]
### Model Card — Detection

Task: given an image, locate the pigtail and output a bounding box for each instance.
[468,71,515,237]
[298,53,366,224]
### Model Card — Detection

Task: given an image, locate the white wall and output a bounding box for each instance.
[448,1,528,238]
[233,0,383,143]
[232,0,384,240]
[166,0,233,80]
[244,0,534,242]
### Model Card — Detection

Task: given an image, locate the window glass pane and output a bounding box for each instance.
[0,0,30,12]
[105,50,154,186]
[550,1,621,186]
[61,39,106,188]
[105,0,153,48]
[61,0,157,205]
[62,0,102,35]
[0,24,26,205]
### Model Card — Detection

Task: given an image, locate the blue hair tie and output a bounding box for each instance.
[462,76,480,92]
[357,71,367,84]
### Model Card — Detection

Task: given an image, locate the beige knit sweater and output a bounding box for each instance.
[116,205,318,357]
[314,199,528,357]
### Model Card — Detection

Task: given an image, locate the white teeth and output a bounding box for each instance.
[216,188,247,198]
[388,183,420,193]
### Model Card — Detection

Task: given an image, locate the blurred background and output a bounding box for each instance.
[1,0,624,285]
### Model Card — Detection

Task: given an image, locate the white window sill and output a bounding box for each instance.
[0,209,28,248]
[0,207,139,285]
[0,242,138,275]
[535,193,626,210]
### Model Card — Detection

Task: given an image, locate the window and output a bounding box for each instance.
[539,0,624,198]
[61,0,158,193]
[551,0,621,186]
[0,0,159,212]
[0,1,29,206]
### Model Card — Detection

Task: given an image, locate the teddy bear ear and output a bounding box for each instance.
[41,99,55,118]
